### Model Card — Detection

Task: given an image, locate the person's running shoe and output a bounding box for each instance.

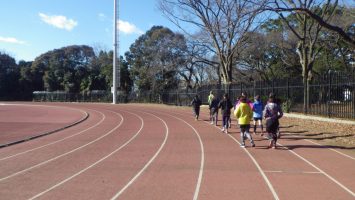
[221,127,225,132]
[251,143,255,147]
[240,144,246,148]
[268,141,273,149]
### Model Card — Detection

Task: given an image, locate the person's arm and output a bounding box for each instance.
[234,105,240,118]
[278,105,283,119]
[263,104,269,119]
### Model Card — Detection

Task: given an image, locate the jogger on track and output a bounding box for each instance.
[209,95,219,125]
[208,91,214,121]
[263,95,283,149]
[191,95,202,120]
[234,96,255,148]
[252,95,264,135]
[218,93,233,133]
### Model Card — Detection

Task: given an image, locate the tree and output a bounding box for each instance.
[18,60,34,100]
[31,45,95,92]
[0,52,20,100]
[239,19,301,81]
[126,26,187,93]
[159,0,268,87]
[268,1,355,48]
[268,0,340,113]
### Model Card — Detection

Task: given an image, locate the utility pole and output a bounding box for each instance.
[112,0,120,104]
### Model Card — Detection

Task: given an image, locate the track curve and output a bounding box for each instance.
[0,103,354,200]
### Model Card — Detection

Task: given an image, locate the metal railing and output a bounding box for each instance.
[33,71,355,119]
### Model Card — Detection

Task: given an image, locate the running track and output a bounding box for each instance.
[0,102,354,200]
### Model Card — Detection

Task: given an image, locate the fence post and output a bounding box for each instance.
[327,72,332,118]
[253,80,256,97]
[287,79,290,100]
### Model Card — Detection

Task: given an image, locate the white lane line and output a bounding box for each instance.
[29,111,145,200]
[156,112,205,200]
[172,110,280,200]
[0,109,105,161]
[276,143,355,197]
[0,111,124,182]
[283,133,355,160]
[225,133,280,200]
[306,139,355,160]
[110,111,169,200]
[263,170,322,174]
[0,104,89,148]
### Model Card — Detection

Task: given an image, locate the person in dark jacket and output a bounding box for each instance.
[263,96,283,149]
[191,95,202,120]
[218,93,233,133]
[209,95,219,125]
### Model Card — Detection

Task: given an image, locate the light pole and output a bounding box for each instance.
[112,0,120,104]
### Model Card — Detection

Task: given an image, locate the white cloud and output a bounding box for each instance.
[98,13,107,21]
[39,13,78,31]
[118,20,143,35]
[0,36,26,44]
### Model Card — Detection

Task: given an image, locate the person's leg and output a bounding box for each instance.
[225,115,230,133]
[253,119,257,134]
[244,125,255,147]
[276,119,281,138]
[259,119,264,135]
[272,132,277,149]
[221,115,226,131]
[214,111,218,126]
[210,109,214,124]
[240,125,246,147]
[196,107,200,120]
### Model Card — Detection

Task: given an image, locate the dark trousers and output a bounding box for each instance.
[222,115,230,128]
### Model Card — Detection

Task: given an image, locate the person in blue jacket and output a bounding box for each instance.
[252,95,264,135]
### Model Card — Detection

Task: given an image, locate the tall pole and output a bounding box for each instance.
[112,0,119,104]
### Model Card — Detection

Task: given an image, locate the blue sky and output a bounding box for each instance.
[0,0,179,62]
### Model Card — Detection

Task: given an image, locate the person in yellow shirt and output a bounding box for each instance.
[234,96,255,148]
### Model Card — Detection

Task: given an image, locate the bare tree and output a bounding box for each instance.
[268,1,355,48]
[159,0,268,88]
[268,0,340,113]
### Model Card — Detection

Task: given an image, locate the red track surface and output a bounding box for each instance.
[0,102,354,200]
[0,103,87,147]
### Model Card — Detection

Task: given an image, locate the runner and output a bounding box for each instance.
[234,96,255,148]
[263,95,283,149]
[207,91,215,121]
[252,95,264,135]
[191,95,202,120]
[209,95,219,125]
[218,93,233,133]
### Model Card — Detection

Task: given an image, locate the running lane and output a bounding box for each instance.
[171,105,355,200]
[0,103,354,200]
[0,103,87,146]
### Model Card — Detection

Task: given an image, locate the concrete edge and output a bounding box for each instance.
[0,111,90,149]
[284,113,355,125]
